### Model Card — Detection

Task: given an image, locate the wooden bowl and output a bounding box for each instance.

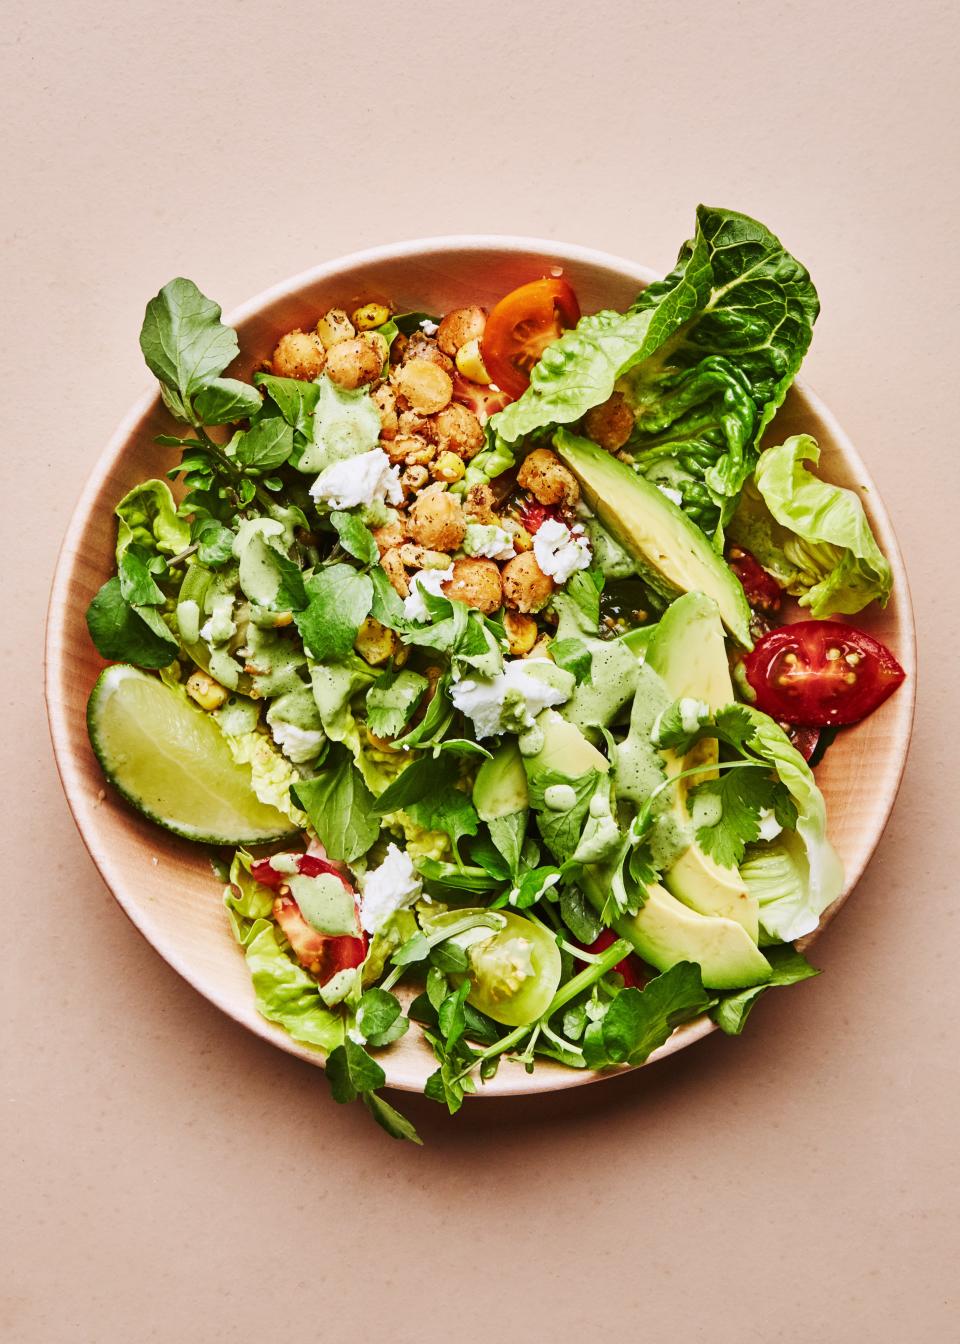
[45,238,916,1096]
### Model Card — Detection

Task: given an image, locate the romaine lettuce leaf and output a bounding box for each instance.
[730,434,892,616]
[485,207,818,532]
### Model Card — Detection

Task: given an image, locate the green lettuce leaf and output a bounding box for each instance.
[240,918,345,1052]
[731,434,892,616]
[486,206,818,532]
[738,708,844,942]
[115,479,191,562]
[221,727,307,826]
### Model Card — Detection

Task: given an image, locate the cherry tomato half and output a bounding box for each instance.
[450,371,513,422]
[481,277,581,398]
[728,545,782,614]
[744,620,905,727]
[251,853,365,984]
[578,928,648,989]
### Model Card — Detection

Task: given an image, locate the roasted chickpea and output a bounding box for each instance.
[437,306,486,357]
[315,309,355,346]
[501,551,554,614]
[402,331,454,373]
[394,359,454,414]
[503,610,538,656]
[433,402,484,460]
[408,485,466,551]
[325,335,382,389]
[464,483,497,524]
[583,392,634,452]
[443,558,503,614]
[517,447,580,508]
[403,437,437,467]
[398,409,437,442]
[380,548,409,598]
[372,383,398,441]
[372,517,408,556]
[270,329,326,381]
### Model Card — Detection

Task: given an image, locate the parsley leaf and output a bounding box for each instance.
[295,563,373,661]
[565,564,604,629]
[689,766,784,869]
[191,517,235,567]
[253,372,321,436]
[291,745,379,862]
[231,418,293,471]
[325,1039,385,1102]
[408,782,479,854]
[117,548,164,607]
[366,670,428,739]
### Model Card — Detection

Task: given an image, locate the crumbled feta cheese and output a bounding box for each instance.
[678,697,711,733]
[419,318,440,335]
[269,719,327,764]
[358,844,422,934]
[532,518,592,584]
[657,484,683,506]
[309,447,402,510]
[757,808,784,842]
[463,522,516,561]
[403,564,455,622]
[450,658,571,739]
[199,593,236,645]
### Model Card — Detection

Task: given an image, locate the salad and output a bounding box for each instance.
[84,206,905,1143]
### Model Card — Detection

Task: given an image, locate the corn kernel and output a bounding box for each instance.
[354,616,401,667]
[316,308,355,347]
[511,524,534,553]
[352,302,391,331]
[455,338,491,385]
[504,610,537,656]
[186,670,229,711]
[432,450,465,483]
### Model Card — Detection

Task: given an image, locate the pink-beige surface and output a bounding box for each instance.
[5,3,957,1342]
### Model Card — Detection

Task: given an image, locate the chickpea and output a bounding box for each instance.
[270,329,326,381]
[437,305,486,357]
[372,517,408,556]
[433,402,484,460]
[443,558,503,614]
[583,392,634,452]
[503,610,538,656]
[394,359,454,414]
[380,548,409,598]
[325,335,382,389]
[315,309,355,346]
[398,409,437,442]
[408,485,466,551]
[517,447,580,508]
[403,437,437,467]
[464,483,497,524]
[502,551,554,614]
[402,331,454,373]
[372,383,398,440]
[384,433,422,465]
[400,465,430,497]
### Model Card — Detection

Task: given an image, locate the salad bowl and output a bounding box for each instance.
[45,236,916,1096]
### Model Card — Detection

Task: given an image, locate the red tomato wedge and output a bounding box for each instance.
[518,500,560,535]
[481,277,581,398]
[450,371,513,422]
[728,545,782,613]
[250,853,366,983]
[744,620,905,727]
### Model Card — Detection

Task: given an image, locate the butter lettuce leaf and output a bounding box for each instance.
[115,479,191,562]
[222,727,307,826]
[731,434,892,616]
[240,918,345,1052]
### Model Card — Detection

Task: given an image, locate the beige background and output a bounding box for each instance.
[4,2,957,1340]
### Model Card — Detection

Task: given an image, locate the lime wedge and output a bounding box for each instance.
[87,664,298,845]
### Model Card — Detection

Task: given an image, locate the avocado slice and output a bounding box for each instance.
[523,709,610,777]
[473,740,529,821]
[644,593,759,940]
[553,429,752,647]
[580,869,771,990]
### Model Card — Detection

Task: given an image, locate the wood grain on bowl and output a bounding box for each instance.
[44,238,916,1095]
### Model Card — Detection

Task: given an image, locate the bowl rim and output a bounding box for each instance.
[44,233,917,1096]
